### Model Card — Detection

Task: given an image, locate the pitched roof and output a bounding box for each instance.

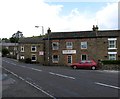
[0,43,18,46]
[46,30,120,40]
[18,37,43,44]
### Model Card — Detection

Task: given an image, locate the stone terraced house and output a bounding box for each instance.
[1,42,18,58]
[18,37,44,64]
[18,26,120,66]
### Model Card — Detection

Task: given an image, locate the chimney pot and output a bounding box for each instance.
[47,27,51,34]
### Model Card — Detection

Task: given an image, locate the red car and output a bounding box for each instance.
[70,60,97,70]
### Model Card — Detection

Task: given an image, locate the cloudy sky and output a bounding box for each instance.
[0,0,119,38]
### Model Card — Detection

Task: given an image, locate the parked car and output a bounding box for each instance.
[70,60,97,70]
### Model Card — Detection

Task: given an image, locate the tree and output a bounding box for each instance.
[10,31,23,43]
[2,48,9,57]
[12,31,23,38]
[9,37,19,43]
[2,38,10,43]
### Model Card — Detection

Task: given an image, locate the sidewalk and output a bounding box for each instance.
[97,70,119,73]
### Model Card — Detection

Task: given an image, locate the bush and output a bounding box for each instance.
[2,48,9,57]
[101,60,120,64]
[25,58,31,63]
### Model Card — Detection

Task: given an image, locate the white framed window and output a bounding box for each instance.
[31,45,37,52]
[66,42,73,49]
[52,55,59,63]
[14,47,17,51]
[81,54,88,61]
[31,54,37,61]
[81,42,87,49]
[108,52,117,60]
[10,52,13,55]
[20,55,25,60]
[6,47,9,49]
[67,55,72,64]
[21,46,24,52]
[108,38,117,50]
[52,42,59,50]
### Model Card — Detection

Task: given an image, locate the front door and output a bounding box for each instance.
[67,55,72,64]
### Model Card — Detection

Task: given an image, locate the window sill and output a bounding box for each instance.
[108,48,117,50]
[31,60,36,62]
[81,48,87,50]
[53,61,59,63]
[31,51,37,52]
[52,49,59,50]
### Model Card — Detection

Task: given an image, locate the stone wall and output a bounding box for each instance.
[100,64,120,70]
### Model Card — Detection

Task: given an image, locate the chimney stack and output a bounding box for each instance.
[47,27,51,34]
[92,25,99,31]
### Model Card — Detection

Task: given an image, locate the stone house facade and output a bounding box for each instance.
[44,26,120,66]
[18,26,120,66]
[18,37,44,64]
[1,42,18,58]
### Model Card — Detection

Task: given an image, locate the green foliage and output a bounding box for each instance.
[2,38,10,42]
[2,48,9,57]
[101,60,120,64]
[9,37,19,43]
[2,38,8,40]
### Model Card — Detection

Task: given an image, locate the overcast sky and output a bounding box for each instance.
[0,0,119,38]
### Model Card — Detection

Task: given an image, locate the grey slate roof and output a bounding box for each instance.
[19,37,43,44]
[0,43,18,46]
[19,30,120,43]
[48,30,120,39]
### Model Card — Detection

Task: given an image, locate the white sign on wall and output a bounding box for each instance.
[39,51,44,55]
[62,50,76,54]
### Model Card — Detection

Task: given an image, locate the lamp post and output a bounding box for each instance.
[47,28,51,65]
[35,26,44,36]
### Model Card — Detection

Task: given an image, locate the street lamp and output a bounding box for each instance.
[35,26,44,36]
[47,27,51,65]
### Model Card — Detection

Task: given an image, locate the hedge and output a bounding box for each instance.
[101,60,120,64]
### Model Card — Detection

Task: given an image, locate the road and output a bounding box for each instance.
[2,57,120,98]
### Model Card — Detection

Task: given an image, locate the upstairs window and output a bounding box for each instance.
[108,38,117,49]
[31,45,37,52]
[52,42,59,50]
[21,46,24,52]
[66,42,73,49]
[81,42,87,49]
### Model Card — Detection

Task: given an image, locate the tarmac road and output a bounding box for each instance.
[2,57,120,98]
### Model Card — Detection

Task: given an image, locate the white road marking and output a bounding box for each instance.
[20,65,26,68]
[30,68,42,72]
[49,72,56,75]
[49,72,75,80]
[3,60,42,72]
[2,67,56,99]
[18,76,25,81]
[95,82,120,90]
[11,63,16,65]
[6,61,10,63]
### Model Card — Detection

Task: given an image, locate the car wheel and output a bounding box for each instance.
[73,66,77,69]
[91,66,96,70]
